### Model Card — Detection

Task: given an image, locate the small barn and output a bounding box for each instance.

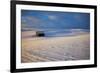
[36,31,45,37]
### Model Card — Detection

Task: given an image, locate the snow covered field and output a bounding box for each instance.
[21,30,90,63]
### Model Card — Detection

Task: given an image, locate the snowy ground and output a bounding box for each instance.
[21,31,90,63]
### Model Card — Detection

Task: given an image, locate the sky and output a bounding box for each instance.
[21,10,90,30]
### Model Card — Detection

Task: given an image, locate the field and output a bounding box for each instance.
[21,30,90,63]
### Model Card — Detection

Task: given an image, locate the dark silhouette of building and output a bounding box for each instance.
[36,31,45,37]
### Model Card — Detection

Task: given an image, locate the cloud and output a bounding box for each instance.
[21,16,42,28]
[22,16,41,24]
[48,15,57,20]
